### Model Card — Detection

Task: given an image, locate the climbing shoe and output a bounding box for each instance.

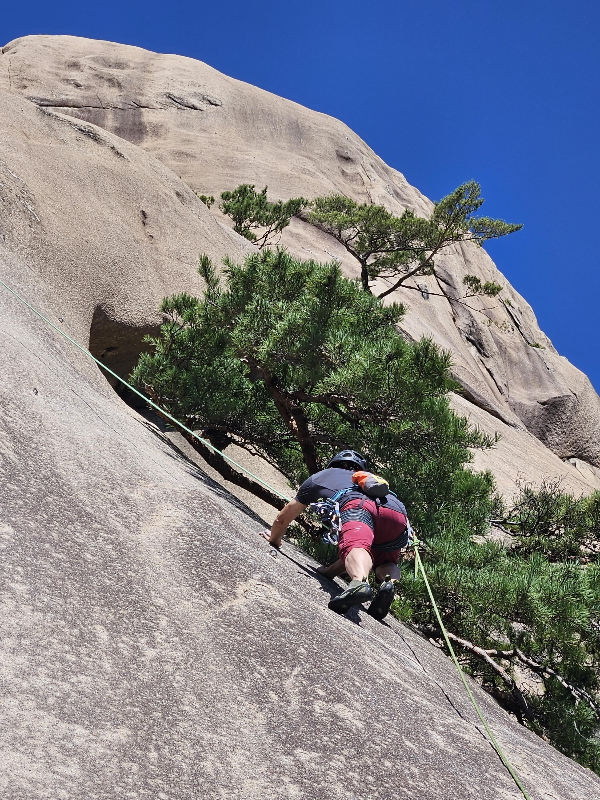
[328,579,373,614]
[367,578,395,621]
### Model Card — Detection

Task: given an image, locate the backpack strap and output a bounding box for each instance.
[329,487,354,504]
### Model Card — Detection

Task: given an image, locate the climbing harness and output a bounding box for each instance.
[308,481,385,545]
[309,487,353,545]
[311,485,414,554]
[0,276,531,800]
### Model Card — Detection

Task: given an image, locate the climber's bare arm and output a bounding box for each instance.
[260,500,307,548]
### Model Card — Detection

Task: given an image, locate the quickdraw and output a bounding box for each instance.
[309,487,354,545]
[309,498,342,545]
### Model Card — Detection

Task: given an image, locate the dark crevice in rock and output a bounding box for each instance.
[129,101,166,109]
[88,305,160,406]
[432,271,460,316]
[35,107,128,158]
[501,299,537,347]
[29,98,108,108]
[400,276,515,426]
[434,269,458,294]
[163,93,205,110]
[396,626,490,735]
[456,385,519,428]
[87,307,279,525]
[335,146,355,162]
[476,354,507,398]
[430,268,526,427]
[396,324,416,343]
[464,332,487,358]
[502,301,555,372]
[30,97,158,111]
[28,96,222,112]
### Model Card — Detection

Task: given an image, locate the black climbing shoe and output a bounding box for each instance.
[328,579,373,614]
[367,578,395,621]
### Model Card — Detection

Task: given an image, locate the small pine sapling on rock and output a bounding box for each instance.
[195,192,215,209]
[219,184,308,248]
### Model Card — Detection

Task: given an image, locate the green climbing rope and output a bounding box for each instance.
[0,277,292,503]
[413,536,532,800]
[0,276,531,798]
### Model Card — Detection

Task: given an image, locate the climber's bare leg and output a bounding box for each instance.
[316,558,346,578]
[374,561,401,582]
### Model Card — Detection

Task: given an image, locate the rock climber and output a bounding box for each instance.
[260,449,409,619]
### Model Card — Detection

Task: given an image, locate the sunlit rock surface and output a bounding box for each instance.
[3,34,600,491]
[1,37,600,799]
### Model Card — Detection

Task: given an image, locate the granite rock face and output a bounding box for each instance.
[1,249,600,800]
[1,36,600,799]
[2,34,600,487]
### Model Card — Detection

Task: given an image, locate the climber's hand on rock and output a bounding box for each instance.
[259,529,281,548]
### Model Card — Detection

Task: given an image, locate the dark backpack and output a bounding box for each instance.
[351,470,390,498]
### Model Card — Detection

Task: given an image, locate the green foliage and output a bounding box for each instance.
[132,246,494,523]
[504,481,600,562]
[219,184,308,248]
[307,181,521,297]
[398,481,600,773]
[195,192,215,209]
[528,676,600,771]
[462,275,503,297]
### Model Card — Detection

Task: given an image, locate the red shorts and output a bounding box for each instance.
[337,498,407,567]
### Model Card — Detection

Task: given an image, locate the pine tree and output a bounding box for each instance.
[131,247,600,773]
[307,181,521,297]
[132,248,493,514]
[219,184,307,248]
[397,484,600,772]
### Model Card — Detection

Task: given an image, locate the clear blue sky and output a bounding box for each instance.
[4,1,599,390]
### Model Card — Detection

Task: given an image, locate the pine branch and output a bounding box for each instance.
[385,282,500,314]
[509,649,600,719]
[182,430,287,510]
[423,626,533,721]
[141,388,284,511]
[426,623,600,723]
[376,237,448,299]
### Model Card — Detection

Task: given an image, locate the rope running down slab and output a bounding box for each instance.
[0,277,292,503]
[414,539,531,800]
